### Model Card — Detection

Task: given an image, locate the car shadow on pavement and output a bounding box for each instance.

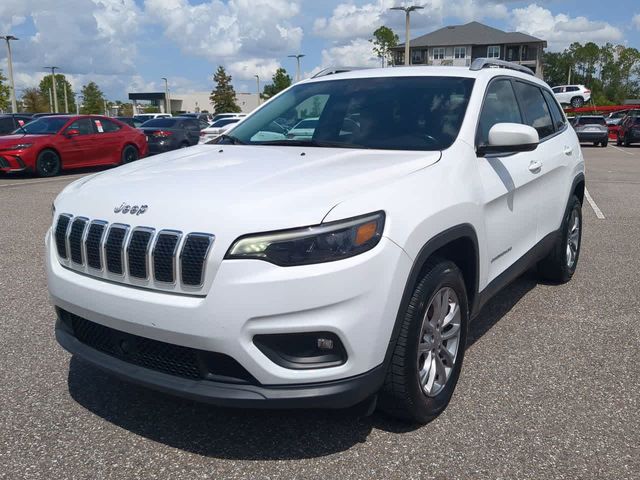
[0,165,114,181]
[67,271,538,459]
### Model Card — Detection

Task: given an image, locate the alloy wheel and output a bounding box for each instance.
[417,287,462,397]
[566,208,580,268]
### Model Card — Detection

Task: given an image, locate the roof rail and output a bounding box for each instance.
[470,58,534,76]
[311,66,367,78]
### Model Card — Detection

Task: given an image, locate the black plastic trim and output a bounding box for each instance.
[55,321,384,409]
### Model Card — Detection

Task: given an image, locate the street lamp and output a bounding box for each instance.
[1,35,18,113]
[161,77,169,114]
[288,54,305,82]
[254,74,260,105]
[390,5,424,66]
[44,66,60,112]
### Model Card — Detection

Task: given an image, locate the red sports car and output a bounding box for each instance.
[0,115,148,177]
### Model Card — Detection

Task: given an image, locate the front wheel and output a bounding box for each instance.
[379,259,468,424]
[538,195,582,283]
[35,149,61,177]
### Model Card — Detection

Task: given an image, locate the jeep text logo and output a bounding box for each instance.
[114,203,148,215]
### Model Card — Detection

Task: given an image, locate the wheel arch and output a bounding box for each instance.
[572,172,585,205]
[382,224,479,369]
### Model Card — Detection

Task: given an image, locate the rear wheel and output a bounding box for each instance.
[35,149,61,177]
[601,140,608,147]
[571,97,584,108]
[625,135,631,147]
[180,142,190,149]
[121,145,139,164]
[538,195,582,283]
[617,133,622,146]
[379,259,468,424]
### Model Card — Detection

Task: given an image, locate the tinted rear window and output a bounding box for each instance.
[577,117,605,126]
[142,118,179,128]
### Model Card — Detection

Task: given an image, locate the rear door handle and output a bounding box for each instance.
[529,160,542,173]
[564,146,573,155]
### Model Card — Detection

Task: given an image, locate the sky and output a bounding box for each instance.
[0,0,638,102]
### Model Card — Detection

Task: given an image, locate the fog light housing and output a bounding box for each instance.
[253,332,346,370]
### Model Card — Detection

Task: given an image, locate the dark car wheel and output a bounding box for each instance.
[36,149,61,177]
[601,140,608,147]
[538,195,582,284]
[379,259,468,424]
[180,142,190,149]
[624,134,631,147]
[121,145,139,164]
[571,97,584,108]
[617,133,623,146]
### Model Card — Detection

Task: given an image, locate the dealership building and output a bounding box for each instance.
[128,91,260,114]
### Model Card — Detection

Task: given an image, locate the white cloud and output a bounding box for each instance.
[312,38,379,76]
[511,4,623,50]
[633,13,640,30]
[228,58,282,82]
[313,0,396,40]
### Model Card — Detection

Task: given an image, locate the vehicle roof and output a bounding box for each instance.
[303,65,550,89]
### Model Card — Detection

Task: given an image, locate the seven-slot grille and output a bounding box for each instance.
[54,214,214,293]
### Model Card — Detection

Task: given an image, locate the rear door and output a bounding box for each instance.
[182,119,201,145]
[61,118,99,167]
[475,77,541,281]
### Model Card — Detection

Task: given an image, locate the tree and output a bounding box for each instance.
[80,81,105,114]
[0,69,9,111]
[262,68,292,99]
[209,66,241,113]
[39,73,76,113]
[21,87,48,113]
[370,26,399,67]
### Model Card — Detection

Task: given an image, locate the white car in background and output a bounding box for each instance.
[286,117,319,140]
[551,85,591,108]
[198,118,241,144]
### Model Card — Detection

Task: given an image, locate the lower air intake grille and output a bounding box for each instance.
[61,310,256,384]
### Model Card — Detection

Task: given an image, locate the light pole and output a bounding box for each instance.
[44,66,60,112]
[254,74,260,105]
[390,5,423,66]
[1,35,18,113]
[161,77,169,114]
[288,54,305,82]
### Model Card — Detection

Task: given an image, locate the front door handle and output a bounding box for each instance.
[529,160,542,173]
[564,146,573,156]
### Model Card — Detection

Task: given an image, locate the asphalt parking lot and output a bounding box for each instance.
[1,146,638,479]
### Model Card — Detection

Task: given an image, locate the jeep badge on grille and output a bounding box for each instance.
[114,203,148,215]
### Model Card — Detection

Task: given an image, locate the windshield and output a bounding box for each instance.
[228,76,474,150]
[141,118,179,128]
[14,117,68,135]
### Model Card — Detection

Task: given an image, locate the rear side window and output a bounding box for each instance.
[477,79,522,145]
[566,86,579,92]
[97,118,122,132]
[514,82,555,139]
[542,89,566,130]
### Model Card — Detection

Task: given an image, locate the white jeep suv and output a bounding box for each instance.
[47,59,584,423]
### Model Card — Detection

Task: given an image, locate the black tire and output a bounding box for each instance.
[35,149,61,177]
[601,140,608,147]
[121,144,139,164]
[538,195,582,283]
[571,97,584,108]
[592,142,598,147]
[625,135,631,147]
[379,259,469,424]
[180,142,190,149]
[617,133,622,146]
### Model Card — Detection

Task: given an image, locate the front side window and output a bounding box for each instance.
[433,48,445,60]
[66,118,94,135]
[454,47,466,59]
[226,76,475,151]
[514,81,555,139]
[477,79,523,145]
[487,46,500,58]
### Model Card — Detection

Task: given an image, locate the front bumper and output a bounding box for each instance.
[0,151,31,172]
[47,229,412,405]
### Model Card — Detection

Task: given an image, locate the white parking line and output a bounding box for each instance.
[584,188,605,219]
[610,145,634,155]
[0,175,85,188]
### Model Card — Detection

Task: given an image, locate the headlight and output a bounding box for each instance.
[10,143,33,150]
[226,211,385,266]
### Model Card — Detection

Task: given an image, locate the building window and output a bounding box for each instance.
[487,45,500,58]
[454,47,466,59]
[411,49,425,64]
[432,47,445,60]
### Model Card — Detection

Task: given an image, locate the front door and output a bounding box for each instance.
[475,77,541,283]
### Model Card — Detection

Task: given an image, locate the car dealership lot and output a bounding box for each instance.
[0,147,638,479]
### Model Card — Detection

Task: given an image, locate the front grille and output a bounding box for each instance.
[127,228,154,279]
[53,214,214,294]
[60,310,255,384]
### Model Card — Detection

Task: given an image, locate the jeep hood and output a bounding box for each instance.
[56,144,440,236]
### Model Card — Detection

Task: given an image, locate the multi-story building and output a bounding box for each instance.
[392,21,547,78]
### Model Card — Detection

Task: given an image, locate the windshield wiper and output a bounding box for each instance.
[216,134,246,145]
[256,139,366,149]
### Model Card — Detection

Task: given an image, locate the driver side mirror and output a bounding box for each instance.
[65,128,80,138]
[477,123,539,156]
